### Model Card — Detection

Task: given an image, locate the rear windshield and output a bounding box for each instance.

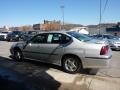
[2,32,8,34]
[13,31,21,34]
[67,31,91,42]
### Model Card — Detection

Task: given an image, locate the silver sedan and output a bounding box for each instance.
[10,31,112,73]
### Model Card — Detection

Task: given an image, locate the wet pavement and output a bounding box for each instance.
[0,41,120,90]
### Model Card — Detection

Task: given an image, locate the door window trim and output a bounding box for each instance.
[28,33,72,44]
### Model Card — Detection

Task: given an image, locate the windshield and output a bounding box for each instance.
[13,31,21,34]
[28,31,37,35]
[67,31,91,42]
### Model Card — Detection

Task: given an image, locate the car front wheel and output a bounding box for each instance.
[13,50,23,61]
[62,56,82,74]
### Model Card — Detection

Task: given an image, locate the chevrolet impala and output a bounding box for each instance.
[10,31,112,73]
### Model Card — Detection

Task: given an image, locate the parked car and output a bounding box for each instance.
[21,31,39,41]
[92,34,120,50]
[0,32,9,40]
[117,36,120,40]
[6,31,24,41]
[10,31,112,73]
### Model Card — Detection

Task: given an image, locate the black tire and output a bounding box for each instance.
[8,38,13,42]
[62,56,82,74]
[7,39,10,42]
[13,50,23,61]
[16,37,20,41]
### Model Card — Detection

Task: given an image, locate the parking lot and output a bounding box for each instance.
[0,41,120,90]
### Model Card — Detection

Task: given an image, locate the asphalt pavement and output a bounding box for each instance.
[0,41,120,90]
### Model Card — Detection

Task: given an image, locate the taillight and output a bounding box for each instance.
[100,45,109,55]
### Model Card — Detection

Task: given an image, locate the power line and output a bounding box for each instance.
[99,0,109,34]
[102,0,109,16]
[99,0,102,24]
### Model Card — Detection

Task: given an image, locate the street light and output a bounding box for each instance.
[60,5,65,29]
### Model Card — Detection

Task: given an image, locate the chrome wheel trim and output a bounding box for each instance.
[15,51,21,60]
[64,58,78,72]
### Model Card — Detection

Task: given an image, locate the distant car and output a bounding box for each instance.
[21,31,39,41]
[93,34,120,50]
[117,36,120,40]
[0,32,9,40]
[7,31,23,41]
[10,31,112,73]
[84,34,109,45]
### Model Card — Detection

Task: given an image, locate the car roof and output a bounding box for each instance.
[38,30,71,34]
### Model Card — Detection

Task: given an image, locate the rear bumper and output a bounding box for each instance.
[0,35,7,40]
[82,55,112,68]
[10,47,14,55]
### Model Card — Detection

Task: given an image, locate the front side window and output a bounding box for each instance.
[31,34,47,44]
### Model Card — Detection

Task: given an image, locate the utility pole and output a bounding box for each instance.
[99,0,102,34]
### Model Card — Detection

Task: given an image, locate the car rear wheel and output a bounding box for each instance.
[13,50,23,61]
[7,39,10,42]
[62,56,82,74]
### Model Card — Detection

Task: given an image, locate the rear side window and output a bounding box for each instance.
[52,34,62,43]
[47,33,62,44]
[61,34,71,44]
[47,33,71,44]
